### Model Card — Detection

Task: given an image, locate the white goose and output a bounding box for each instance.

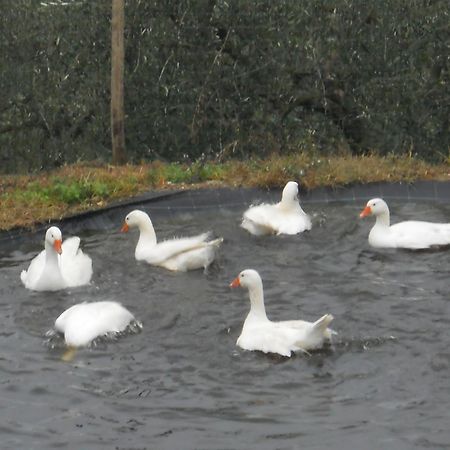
[21,226,92,291]
[241,181,311,236]
[121,210,223,272]
[230,269,335,356]
[360,198,450,249]
[54,301,138,348]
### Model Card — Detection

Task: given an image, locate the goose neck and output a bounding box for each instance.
[247,282,268,320]
[375,210,390,227]
[137,220,157,246]
[279,199,300,213]
[44,241,62,270]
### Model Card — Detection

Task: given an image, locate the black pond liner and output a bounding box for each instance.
[1,181,449,248]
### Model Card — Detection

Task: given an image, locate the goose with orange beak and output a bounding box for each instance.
[121,210,223,272]
[21,226,92,291]
[230,269,335,357]
[360,198,450,249]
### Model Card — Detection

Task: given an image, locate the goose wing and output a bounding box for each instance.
[145,232,213,264]
[59,237,93,287]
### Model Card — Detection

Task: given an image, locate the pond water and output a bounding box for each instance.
[0,191,449,450]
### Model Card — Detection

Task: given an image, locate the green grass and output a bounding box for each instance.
[45,179,111,204]
[6,178,111,205]
[0,154,448,230]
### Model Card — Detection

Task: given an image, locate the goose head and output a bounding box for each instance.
[230,269,267,317]
[121,210,152,232]
[230,269,262,289]
[359,198,389,218]
[45,226,63,254]
[281,181,299,205]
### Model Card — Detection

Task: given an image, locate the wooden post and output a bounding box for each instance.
[111,0,126,165]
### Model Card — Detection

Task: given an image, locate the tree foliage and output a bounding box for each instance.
[1,0,448,173]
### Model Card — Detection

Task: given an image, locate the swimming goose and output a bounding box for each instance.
[54,301,138,348]
[230,269,335,356]
[241,181,311,235]
[21,226,92,291]
[360,198,450,249]
[121,210,223,271]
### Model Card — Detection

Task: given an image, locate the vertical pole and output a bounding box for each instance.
[111,0,126,165]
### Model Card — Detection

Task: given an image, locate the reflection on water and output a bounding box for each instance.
[0,200,449,449]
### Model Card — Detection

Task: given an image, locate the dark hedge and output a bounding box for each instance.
[1,0,448,173]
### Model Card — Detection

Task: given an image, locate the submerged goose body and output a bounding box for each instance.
[54,301,138,347]
[21,226,92,291]
[360,198,450,249]
[122,210,223,271]
[241,181,311,236]
[230,269,335,357]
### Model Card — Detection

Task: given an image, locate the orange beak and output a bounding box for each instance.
[53,239,62,254]
[230,277,240,288]
[121,222,129,233]
[359,206,372,218]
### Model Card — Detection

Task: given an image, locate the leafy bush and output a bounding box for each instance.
[1,0,448,173]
